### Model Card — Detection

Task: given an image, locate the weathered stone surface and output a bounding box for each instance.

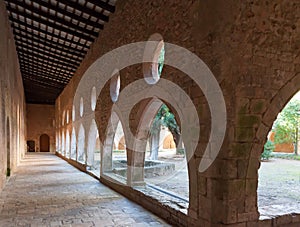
[0,0,26,192]
[0,0,300,225]
[26,104,55,153]
[0,153,169,227]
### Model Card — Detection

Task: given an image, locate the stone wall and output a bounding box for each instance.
[55,0,300,226]
[26,104,55,153]
[0,0,26,191]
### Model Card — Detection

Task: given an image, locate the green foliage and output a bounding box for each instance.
[150,104,180,140]
[176,148,185,155]
[261,140,274,160]
[273,98,300,154]
[158,45,165,76]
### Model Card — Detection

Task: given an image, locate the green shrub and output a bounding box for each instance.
[176,148,185,155]
[261,140,274,160]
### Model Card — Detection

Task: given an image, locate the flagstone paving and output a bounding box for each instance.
[0,153,169,227]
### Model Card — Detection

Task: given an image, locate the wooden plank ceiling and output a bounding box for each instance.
[4,0,116,104]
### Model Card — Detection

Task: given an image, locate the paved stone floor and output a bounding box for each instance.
[0,153,169,227]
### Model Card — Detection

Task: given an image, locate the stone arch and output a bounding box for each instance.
[72,105,75,122]
[102,111,128,182]
[61,131,65,155]
[55,132,59,151]
[70,127,77,160]
[73,42,226,174]
[250,74,300,158]
[249,73,300,215]
[87,119,99,167]
[77,124,86,163]
[65,129,70,158]
[72,37,226,223]
[58,131,61,152]
[129,95,198,212]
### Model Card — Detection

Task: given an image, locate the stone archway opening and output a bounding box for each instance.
[258,90,300,218]
[77,124,86,163]
[142,101,189,202]
[40,134,50,152]
[102,112,128,184]
[27,140,35,152]
[70,127,77,160]
[87,119,101,177]
[61,131,65,155]
[65,130,70,158]
[111,120,127,177]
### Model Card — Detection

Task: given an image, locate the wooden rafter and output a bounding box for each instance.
[16,39,81,65]
[6,4,96,42]
[4,0,116,104]
[13,28,86,57]
[86,0,115,13]
[9,17,89,50]
[59,0,109,22]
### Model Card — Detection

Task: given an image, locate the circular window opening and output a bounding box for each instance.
[143,33,165,85]
[91,87,97,111]
[110,70,121,103]
[80,97,84,117]
[72,105,75,122]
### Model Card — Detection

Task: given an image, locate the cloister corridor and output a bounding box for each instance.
[0,153,168,227]
[1,0,300,226]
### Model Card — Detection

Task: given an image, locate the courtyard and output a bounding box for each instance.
[258,158,300,218]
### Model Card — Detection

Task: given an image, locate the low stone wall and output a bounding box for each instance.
[112,160,175,178]
[56,152,86,172]
[246,214,300,226]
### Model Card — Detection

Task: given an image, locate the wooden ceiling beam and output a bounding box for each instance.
[28,0,105,28]
[20,65,69,84]
[19,58,73,80]
[19,51,74,72]
[19,59,72,81]
[17,47,77,69]
[6,3,96,41]
[16,39,81,65]
[18,53,74,75]
[9,17,89,49]
[22,74,64,90]
[13,28,86,57]
[86,0,115,13]
[59,0,109,22]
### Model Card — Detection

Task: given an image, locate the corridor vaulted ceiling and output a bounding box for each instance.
[4,0,116,104]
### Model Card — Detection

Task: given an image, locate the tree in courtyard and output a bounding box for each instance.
[149,104,181,160]
[273,98,300,155]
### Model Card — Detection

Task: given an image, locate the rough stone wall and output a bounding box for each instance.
[55,0,300,226]
[0,0,26,191]
[26,104,55,153]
